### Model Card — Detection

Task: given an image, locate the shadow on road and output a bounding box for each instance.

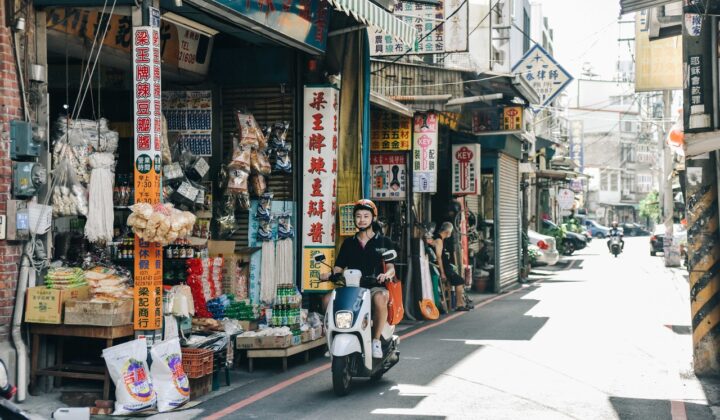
[609,396,713,420]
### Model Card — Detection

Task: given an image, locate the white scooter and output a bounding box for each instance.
[314,251,401,396]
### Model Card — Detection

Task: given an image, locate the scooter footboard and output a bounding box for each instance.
[331,333,362,357]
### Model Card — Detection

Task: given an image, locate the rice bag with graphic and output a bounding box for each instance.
[150,338,190,412]
[102,338,156,415]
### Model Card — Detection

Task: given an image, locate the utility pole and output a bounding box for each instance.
[662,90,680,266]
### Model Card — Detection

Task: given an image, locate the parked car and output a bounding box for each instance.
[582,219,611,239]
[541,220,587,256]
[528,229,559,266]
[650,224,687,256]
[622,223,651,237]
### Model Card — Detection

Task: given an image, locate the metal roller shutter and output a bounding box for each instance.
[497,154,520,291]
[221,86,295,245]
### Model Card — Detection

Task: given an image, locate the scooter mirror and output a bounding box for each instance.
[382,249,397,262]
[313,254,326,263]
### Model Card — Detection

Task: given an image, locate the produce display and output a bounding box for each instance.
[45,267,87,290]
[84,266,133,302]
[127,203,197,245]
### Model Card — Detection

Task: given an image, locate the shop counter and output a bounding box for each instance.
[29,323,134,400]
[246,337,327,372]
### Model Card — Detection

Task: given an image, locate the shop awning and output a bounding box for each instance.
[535,169,588,180]
[327,0,417,47]
[370,91,414,117]
[620,0,676,14]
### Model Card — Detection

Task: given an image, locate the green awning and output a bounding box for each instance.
[327,0,416,47]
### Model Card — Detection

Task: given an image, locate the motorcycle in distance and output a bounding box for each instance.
[609,234,623,257]
[313,251,401,396]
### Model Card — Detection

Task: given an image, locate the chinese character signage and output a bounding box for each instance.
[213,0,329,52]
[302,86,339,292]
[370,110,412,151]
[412,112,438,193]
[133,27,163,331]
[371,0,468,56]
[503,107,523,131]
[688,55,704,115]
[452,144,481,195]
[512,44,573,108]
[47,9,215,76]
[371,154,407,201]
[569,120,584,172]
[163,91,212,156]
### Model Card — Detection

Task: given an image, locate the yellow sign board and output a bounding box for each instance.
[634,12,682,92]
[503,107,523,131]
[302,247,335,292]
[371,110,412,151]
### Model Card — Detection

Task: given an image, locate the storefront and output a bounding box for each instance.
[8,0,415,409]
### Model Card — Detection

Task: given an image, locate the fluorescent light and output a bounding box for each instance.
[161,12,219,37]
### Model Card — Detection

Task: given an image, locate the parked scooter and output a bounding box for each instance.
[314,251,401,396]
[0,359,32,420]
[609,235,623,257]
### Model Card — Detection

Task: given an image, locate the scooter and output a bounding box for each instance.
[609,235,623,257]
[314,251,401,396]
[0,359,32,420]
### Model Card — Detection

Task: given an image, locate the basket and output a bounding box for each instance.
[189,373,212,400]
[181,348,214,379]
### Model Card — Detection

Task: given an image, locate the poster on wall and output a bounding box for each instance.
[412,112,438,193]
[451,144,481,195]
[162,91,212,156]
[370,110,412,151]
[301,86,339,292]
[371,0,468,56]
[133,26,163,332]
[371,153,407,201]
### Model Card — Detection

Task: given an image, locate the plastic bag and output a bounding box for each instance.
[102,338,156,415]
[229,137,251,172]
[236,112,266,149]
[227,169,249,194]
[250,174,266,196]
[150,338,190,412]
[250,149,272,175]
[52,160,88,217]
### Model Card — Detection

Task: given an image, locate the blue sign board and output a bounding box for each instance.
[512,44,573,108]
[213,0,330,52]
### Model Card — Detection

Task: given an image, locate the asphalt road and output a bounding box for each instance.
[156,237,714,420]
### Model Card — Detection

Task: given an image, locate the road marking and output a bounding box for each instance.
[203,288,526,420]
[670,400,687,420]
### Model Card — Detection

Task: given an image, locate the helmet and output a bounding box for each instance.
[353,199,377,219]
[612,221,618,228]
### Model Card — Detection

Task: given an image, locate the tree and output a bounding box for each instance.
[639,190,661,223]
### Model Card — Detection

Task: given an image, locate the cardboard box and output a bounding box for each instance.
[64,299,133,326]
[25,285,90,324]
[257,335,294,349]
[236,336,261,350]
[238,320,258,332]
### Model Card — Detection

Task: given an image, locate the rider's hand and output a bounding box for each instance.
[320,272,330,281]
[377,272,389,283]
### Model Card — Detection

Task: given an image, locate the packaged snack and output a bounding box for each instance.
[250,150,272,175]
[250,174,266,196]
[150,338,190,412]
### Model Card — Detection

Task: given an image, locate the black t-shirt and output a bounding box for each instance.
[335,233,395,288]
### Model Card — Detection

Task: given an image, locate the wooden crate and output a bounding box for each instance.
[63,299,132,327]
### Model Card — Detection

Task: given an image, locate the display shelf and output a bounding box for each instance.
[188,236,209,247]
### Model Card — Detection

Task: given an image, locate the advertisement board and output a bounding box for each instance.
[452,144,481,195]
[412,112,438,193]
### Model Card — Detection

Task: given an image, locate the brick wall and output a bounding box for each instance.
[0,2,25,342]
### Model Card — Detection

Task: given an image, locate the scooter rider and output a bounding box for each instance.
[322,199,396,359]
[607,221,625,250]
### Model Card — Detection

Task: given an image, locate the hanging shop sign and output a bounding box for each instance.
[370,110,412,151]
[371,0,468,56]
[46,8,215,76]
[371,153,407,201]
[133,26,163,331]
[213,0,330,52]
[451,144,481,195]
[302,86,339,292]
[557,188,575,210]
[412,112,438,193]
[569,120,584,172]
[511,44,573,108]
[473,106,523,134]
[162,91,213,156]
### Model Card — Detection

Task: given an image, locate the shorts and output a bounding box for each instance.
[448,272,465,286]
[370,287,388,297]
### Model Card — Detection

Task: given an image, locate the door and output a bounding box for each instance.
[496,154,520,291]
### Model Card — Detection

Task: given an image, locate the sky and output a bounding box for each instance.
[536,0,626,81]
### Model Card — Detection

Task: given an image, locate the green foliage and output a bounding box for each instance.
[639,190,661,223]
[528,246,540,265]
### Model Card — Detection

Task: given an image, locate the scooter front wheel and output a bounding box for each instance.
[332,355,353,396]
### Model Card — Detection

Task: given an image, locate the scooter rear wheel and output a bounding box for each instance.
[332,356,352,396]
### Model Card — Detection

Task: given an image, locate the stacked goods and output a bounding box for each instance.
[127,203,196,245]
[84,266,133,302]
[205,295,231,320]
[186,257,223,318]
[227,112,271,209]
[45,267,87,289]
[224,299,260,321]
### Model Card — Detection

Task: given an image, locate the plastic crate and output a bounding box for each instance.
[182,348,214,379]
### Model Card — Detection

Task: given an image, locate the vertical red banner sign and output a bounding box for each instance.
[133,27,163,331]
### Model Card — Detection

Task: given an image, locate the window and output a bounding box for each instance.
[523,10,531,53]
[610,173,619,191]
[601,171,609,191]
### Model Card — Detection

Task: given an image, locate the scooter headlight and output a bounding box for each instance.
[335,311,353,329]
